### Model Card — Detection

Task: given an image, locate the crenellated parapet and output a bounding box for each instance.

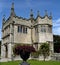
[34,10,52,26]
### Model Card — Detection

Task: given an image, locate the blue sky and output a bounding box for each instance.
[0,0,60,40]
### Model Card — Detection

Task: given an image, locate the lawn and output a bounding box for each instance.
[0,60,60,65]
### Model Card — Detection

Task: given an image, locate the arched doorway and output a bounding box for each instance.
[4,43,8,58]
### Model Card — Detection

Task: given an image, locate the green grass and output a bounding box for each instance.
[0,60,60,65]
[0,61,20,65]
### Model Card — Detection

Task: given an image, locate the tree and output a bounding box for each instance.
[39,43,50,61]
[53,35,60,53]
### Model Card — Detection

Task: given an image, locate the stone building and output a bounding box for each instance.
[1,3,53,61]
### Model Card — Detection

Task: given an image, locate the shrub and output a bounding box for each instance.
[13,45,35,55]
[13,44,36,61]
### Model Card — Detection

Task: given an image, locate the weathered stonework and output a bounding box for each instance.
[1,3,53,61]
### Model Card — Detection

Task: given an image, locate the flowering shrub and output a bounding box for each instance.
[13,45,35,55]
[13,45,35,61]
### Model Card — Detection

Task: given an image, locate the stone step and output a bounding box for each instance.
[0,58,8,62]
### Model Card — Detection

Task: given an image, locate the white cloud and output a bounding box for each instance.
[53,18,60,35]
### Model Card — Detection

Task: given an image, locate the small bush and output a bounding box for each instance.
[13,44,35,55]
[13,44,36,61]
